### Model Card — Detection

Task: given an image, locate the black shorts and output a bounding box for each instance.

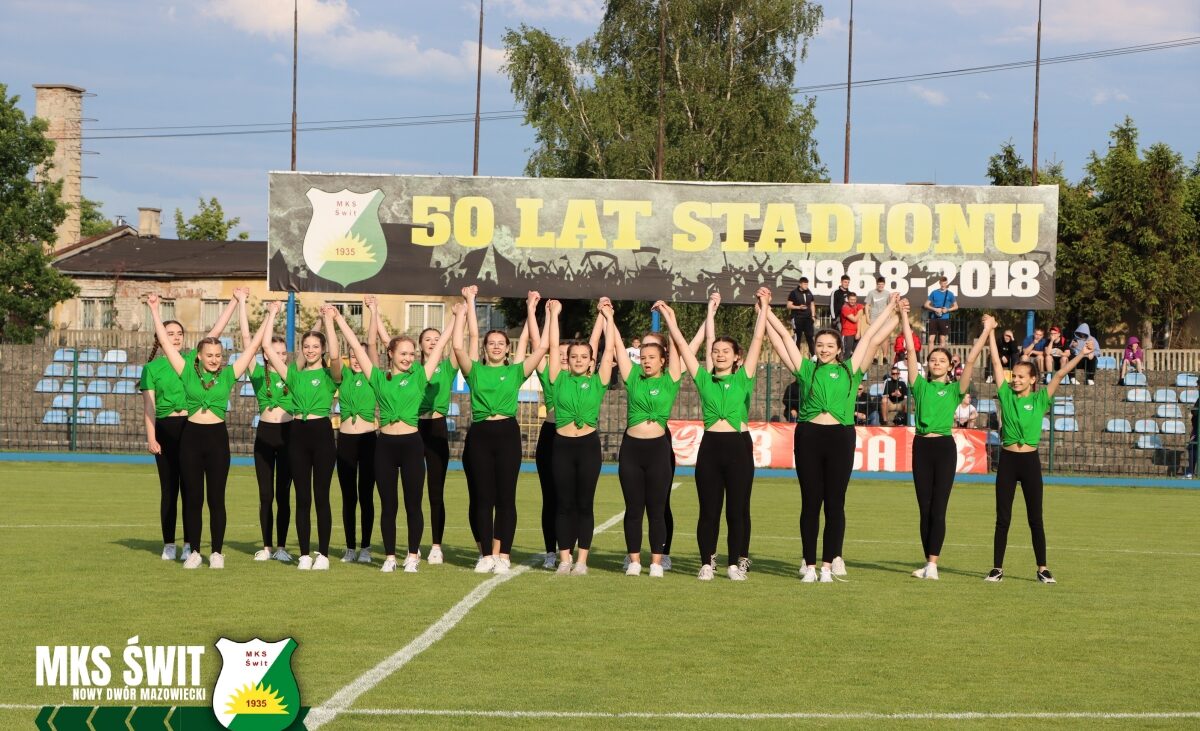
[928,319,950,337]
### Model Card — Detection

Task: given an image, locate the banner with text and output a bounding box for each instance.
[667,421,989,474]
[268,172,1057,307]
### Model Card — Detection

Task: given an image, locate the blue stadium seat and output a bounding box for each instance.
[240,382,256,397]
[1153,388,1178,403]
[1105,419,1132,433]
[35,378,60,393]
[1096,356,1118,370]
[75,364,95,378]
[95,364,119,378]
[1052,400,1075,416]
[252,414,261,428]
[52,348,76,362]
[1054,417,1079,432]
[447,402,461,417]
[1134,419,1158,434]
[43,363,70,377]
[446,418,457,433]
[43,409,69,424]
[1157,404,1183,419]
[119,364,144,379]
[1041,417,1051,432]
[97,410,121,426]
[77,395,103,409]
[86,380,111,394]
[1136,435,1163,450]
[74,411,95,425]
[1180,389,1199,404]
[1126,388,1151,403]
[113,380,138,394]
[78,348,102,362]
[868,383,885,397]
[103,349,128,364]
[1125,372,1148,386]
[1162,420,1187,435]
[51,394,74,409]
[976,398,997,414]
[1175,373,1198,388]
[332,400,340,414]
[219,336,235,350]
[517,390,540,403]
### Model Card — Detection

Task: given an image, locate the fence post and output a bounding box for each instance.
[69,351,79,452]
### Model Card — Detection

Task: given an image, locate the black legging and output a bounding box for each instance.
[180,421,230,554]
[418,417,450,545]
[794,318,815,355]
[253,420,292,548]
[618,432,673,555]
[290,418,336,556]
[337,430,376,550]
[462,433,480,545]
[152,415,187,545]
[911,435,957,558]
[994,449,1047,567]
[795,421,855,566]
[664,448,675,555]
[694,431,754,567]
[464,419,522,554]
[553,431,602,552]
[375,432,426,556]
[534,421,558,554]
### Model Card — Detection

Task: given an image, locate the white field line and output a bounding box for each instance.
[306,482,679,729]
[343,709,1200,721]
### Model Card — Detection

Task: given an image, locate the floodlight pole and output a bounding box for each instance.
[287,0,299,351]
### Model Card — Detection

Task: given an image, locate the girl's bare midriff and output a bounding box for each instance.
[810,412,840,426]
[381,421,417,435]
[340,416,378,435]
[626,421,666,439]
[707,419,743,433]
[258,406,292,425]
[557,422,595,437]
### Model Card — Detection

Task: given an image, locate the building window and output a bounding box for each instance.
[141,299,176,331]
[475,303,506,332]
[406,302,446,336]
[80,297,116,329]
[329,302,364,331]
[201,300,237,333]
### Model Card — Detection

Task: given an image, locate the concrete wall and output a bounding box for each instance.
[33,84,85,253]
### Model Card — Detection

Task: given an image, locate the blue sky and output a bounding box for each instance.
[3,0,1197,239]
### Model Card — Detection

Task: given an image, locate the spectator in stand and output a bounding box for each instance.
[988,329,1022,383]
[1186,394,1199,479]
[1022,327,1047,365]
[1043,326,1070,380]
[864,277,892,364]
[786,277,816,356]
[1070,324,1100,386]
[923,276,958,347]
[954,393,978,428]
[854,382,878,426]
[841,292,864,354]
[881,366,910,426]
[1119,336,1144,385]
[782,381,800,423]
[895,328,922,365]
[950,355,965,381]
[830,275,851,331]
[626,337,642,365]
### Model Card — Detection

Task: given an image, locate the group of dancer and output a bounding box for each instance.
[140,284,1088,582]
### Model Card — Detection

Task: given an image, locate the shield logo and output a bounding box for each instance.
[213,637,300,731]
[302,188,387,287]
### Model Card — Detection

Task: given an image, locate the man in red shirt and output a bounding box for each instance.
[840,292,864,354]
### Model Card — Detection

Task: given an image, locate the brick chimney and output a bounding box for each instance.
[138,207,162,238]
[33,84,85,253]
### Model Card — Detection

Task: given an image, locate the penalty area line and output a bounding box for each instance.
[342,709,1200,721]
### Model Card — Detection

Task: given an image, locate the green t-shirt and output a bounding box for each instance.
[624,371,681,429]
[551,371,606,428]
[911,375,964,437]
[537,367,556,413]
[419,358,457,416]
[181,354,237,420]
[286,364,339,418]
[996,381,1051,448]
[795,359,864,426]
[692,367,754,431]
[138,351,195,418]
[368,367,427,427]
[249,364,293,413]
[338,370,378,424]
[464,362,525,422]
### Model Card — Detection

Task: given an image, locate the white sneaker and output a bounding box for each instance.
[626,562,642,576]
[570,562,588,576]
[738,557,752,575]
[474,555,495,573]
[272,548,292,563]
[358,548,372,564]
[727,564,747,581]
[161,544,177,561]
[649,563,664,578]
[381,557,397,573]
[403,554,420,573]
[182,552,203,570]
[181,543,193,562]
[313,554,330,570]
[253,549,272,561]
[542,553,557,570]
[661,555,672,572]
[819,566,833,583]
[494,556,512,575]
[697,564,714,581]
[924,563,939,580]
[622,555,631,571]
[800,565,817,583]
[555,559,573,575]
[831,556,847,576]
[209,552,224,569]
[297,555,313,570]
[428,546,444,565]
[341,548,357,563]
[912,566,926,579]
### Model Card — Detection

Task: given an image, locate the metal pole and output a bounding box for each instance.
[843,0,854,184]
[473,0,484,175]
[656,0,666,181]
[291,0,298,172]
[70,351,79,451]
[1026,310,1035,339]
[651,310,661,333]
[287,292,297,351]
[1031,0,1042,185]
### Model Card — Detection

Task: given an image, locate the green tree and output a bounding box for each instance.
[0,83,80,342]
[79,197,115,237]
[173,197,250,241]
[500,0,827,341]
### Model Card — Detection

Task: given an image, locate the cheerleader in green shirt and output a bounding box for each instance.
[453,286,550,574]
[985,321,1093,584]
[900,301,994,580]
[148,294,277,570]
[660,290,769,581]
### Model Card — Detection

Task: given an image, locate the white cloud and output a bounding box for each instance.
[941,0,1200,44]
[1091,88,1130,105]
[490,0,603,23]
[820,16,847,37]
[910,84,948,106]
[205,0,354,38]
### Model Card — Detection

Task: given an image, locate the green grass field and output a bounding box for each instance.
[1,461,1198,729]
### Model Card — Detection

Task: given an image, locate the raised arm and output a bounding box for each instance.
[900,300,919,386]
[206,288,245,340]
[321,305,343,383]
[522,299,551,378]
[655,301,700,377]
[333,309,375,381]
[610,313,634,382]
[515,318,530,362]
[463,285,480,362]
[987,329,1005,385]
[704,292,719,373]
[234,302,278,378]
[588,298,609,359]
[959,314,996,392]
[851,293,898,372]
[524,291,542,358]
[450,302,473,376]
[261,310,291,377]
[546,299,563,384]
[364,295,381,367]
[147,294,185,376]
[596,301,616,385]
[741,288,771,374]
[237,290,252,348]
[763,309,799,373]
[1047,339,1093,397]
[423,310,456,380]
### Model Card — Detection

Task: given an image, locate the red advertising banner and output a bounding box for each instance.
[667,421,989,474]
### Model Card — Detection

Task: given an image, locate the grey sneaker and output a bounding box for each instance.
[1036,568,1057,584]
[984,568,1004,582]
[831,556,847,576]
